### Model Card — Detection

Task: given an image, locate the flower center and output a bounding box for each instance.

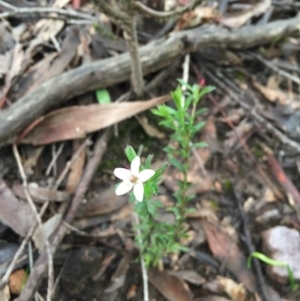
[129,175,139,183]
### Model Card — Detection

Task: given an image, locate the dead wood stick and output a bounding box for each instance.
[0,16,300,146]
[15,128,111,301]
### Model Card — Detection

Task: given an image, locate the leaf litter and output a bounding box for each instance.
[0,0,300,300]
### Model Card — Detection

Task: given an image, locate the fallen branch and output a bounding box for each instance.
[0,16,300,146]
[0,1,97,22]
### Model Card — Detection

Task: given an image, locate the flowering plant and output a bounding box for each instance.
[114,156,155,202]
[113,81,214,268]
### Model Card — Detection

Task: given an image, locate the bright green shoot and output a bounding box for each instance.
[248,252,298,291]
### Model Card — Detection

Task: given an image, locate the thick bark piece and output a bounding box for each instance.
[0,16,300,146]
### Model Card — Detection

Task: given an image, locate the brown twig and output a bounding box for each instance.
[13,144,54,301]
[95,0,144,97]
[122,17,145,97]
[232,186,273,301]
[15,128,111,301]
[248,52,300,86]
[93,0,129,23]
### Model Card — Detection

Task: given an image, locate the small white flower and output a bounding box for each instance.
[114,156,155,202]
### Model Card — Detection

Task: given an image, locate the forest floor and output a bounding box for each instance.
[1,1,300,301]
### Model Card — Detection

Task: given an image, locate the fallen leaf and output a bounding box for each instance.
[25,0,70,56]
[33,213,62,251]
[149,269,193,301]
[224,119,253,150]
[218,0,271,28]
[22,146,44,176]
[135,114,165,139]
[253,81,287,104]
[202,219,257,293]
[103,254,131,300]
[126,284,138,300]
[0,285,10,301]
[9,269,27,295]
[66,139,86,193]
[175,6,218,31]
[13,183,70,203]
[0,179,34,237]
[20,27,80,96]
[80,186,127,217]
[217,276,247,301]
[175,270,206,285]
[22,95,170,145]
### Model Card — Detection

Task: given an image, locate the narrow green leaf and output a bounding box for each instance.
[192,141,208,148]
[169,157,185,172]
[95,89,111,104]
[195,108,208,117]
[144,155,153,169]
[170,87,183,109]
[150,162,169,182]
[177,79,193,91]
[125,146,137,162]
[192,121,206,133]
[197,86,215,99]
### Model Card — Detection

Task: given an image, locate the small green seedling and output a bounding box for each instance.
[248,252,298,291]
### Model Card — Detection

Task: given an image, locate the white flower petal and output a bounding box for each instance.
[133,182,144,202]
[114,168,131,180]
[131,156,140,176]
[115,181,134,195]
[139,169,155,182]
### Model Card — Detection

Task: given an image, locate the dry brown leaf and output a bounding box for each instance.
[0,179,34,237]
[175,6,218,31]
[26,0,70,55]
[0,285,10,301]
[111,203,134,223]
[217,276,247,301]
[149,269,193,301]
[218,0,271,28]
[266,75,282,89]
[253,81,287,104]
[66,139,86,193]
[13,183,70,203]
[81,186,127,217]
[33,213,62,251]
[22,146,44,176]
[224,119,253,150]
[103,254,131,297]
[9,269,27,295]
[202,219,257,293]
[175,270,206,286]
[135,114,165,139]
[23,95,170,145]
[20,27,80,96]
